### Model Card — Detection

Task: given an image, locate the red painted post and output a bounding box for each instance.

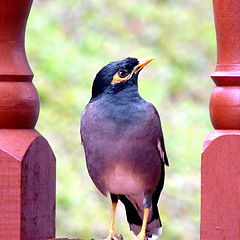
[0,1,56,240]
[201,0,240,239]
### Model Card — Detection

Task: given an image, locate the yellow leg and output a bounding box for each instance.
[97,201,122,240]
[137,208,150,240]
[108,201,117,238]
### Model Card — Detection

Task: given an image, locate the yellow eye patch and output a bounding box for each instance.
[110,57,154,85]
[111,72,133,85]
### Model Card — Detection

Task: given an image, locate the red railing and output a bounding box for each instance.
[1,0,240,239]
[201,0,240,239]
[0,1,56,239]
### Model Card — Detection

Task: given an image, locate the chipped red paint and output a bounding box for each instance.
[201,0,240,239]
[0,1,56,240]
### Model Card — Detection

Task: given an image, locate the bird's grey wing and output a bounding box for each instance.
[148,103,169,166]
[138,103,167,238]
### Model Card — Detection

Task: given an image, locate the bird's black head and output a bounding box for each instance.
[91,57,154,99]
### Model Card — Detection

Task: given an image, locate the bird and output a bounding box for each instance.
[80,57,169,240]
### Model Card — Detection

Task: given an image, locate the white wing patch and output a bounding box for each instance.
[157,139,165,162]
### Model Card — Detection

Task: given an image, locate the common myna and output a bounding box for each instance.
[80,57,169,240]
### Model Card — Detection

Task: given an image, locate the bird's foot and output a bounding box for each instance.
[136,232,147,240]
[106,233,123,240]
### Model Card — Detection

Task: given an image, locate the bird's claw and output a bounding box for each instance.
[136,233,147,240]
[107,233,123,240]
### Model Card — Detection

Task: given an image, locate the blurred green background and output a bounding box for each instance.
[26,0,215,239]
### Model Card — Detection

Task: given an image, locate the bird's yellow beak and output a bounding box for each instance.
[111,57,154,85]
[133,57,154,73]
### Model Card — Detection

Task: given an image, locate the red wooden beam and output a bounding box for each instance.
[0,1,56,240]
[201,0,240,239]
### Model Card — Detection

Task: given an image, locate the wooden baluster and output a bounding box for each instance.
[0,1,56,239]
[201,0,240,239]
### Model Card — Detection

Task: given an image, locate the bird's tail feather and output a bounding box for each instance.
[119,195,162,239]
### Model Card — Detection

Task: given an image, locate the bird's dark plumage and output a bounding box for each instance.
[80,57,168,240]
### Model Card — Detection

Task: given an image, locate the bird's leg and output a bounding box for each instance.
[106,195,120,240]
[137,193,152,240]
[108,201,117,239]
[136,208,150,240]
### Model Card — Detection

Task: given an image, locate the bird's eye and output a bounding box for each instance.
[118,69,129,78]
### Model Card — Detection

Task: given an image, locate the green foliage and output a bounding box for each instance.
[26,0,214,239]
